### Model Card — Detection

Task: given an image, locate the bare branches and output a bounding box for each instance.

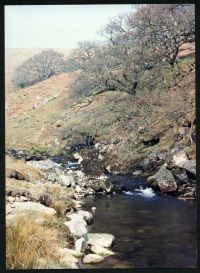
[70,4,195,98]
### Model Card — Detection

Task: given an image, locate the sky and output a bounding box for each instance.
[5,5,134,49]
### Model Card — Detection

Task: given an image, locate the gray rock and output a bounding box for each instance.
[58,254,79,269]
[58,174,75,187]
[57,247,84,258]
[91,245,114,257]
[132,170,143,177]
[83,254,105,264]
[75,185,84,193]
[84,187,95,195]
[47,173,58,182]
[88,176,113,193]
[158,179,177,193]
[77,210,93,224]
[75,237,86,252]
[56,120,62,127]
[64,216,87,239]
[172,151,196,176]
[140,151,166,172]
[9,201,56,215]
[26,159,60,171]
[172,168,189,184]
[87,233,115,248]
[148,164,177,193]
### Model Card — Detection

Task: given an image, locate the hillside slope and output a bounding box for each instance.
[6,58,195,173]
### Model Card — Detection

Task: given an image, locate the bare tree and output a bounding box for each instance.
[71,4,195,97]
[127,4,195,70]
[14,50,65,88]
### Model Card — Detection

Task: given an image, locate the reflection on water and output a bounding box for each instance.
[83,193,196,268]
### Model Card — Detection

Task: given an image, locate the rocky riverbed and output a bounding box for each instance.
[6,140,196,268]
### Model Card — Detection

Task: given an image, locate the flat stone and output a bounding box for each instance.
[91,245,114,257]
[82,254,105,264]
[87,233,115,248]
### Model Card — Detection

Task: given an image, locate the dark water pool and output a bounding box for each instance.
[82,193,196,268]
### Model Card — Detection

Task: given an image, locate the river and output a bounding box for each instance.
[82,192,196,268]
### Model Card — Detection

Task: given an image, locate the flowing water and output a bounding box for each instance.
[82,191,196,268]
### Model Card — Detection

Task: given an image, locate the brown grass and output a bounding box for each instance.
[6,215,59,269]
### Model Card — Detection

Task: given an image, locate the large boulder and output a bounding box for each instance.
[87,233,115,248]
[147,164,177,193]
[82,254,105,264]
